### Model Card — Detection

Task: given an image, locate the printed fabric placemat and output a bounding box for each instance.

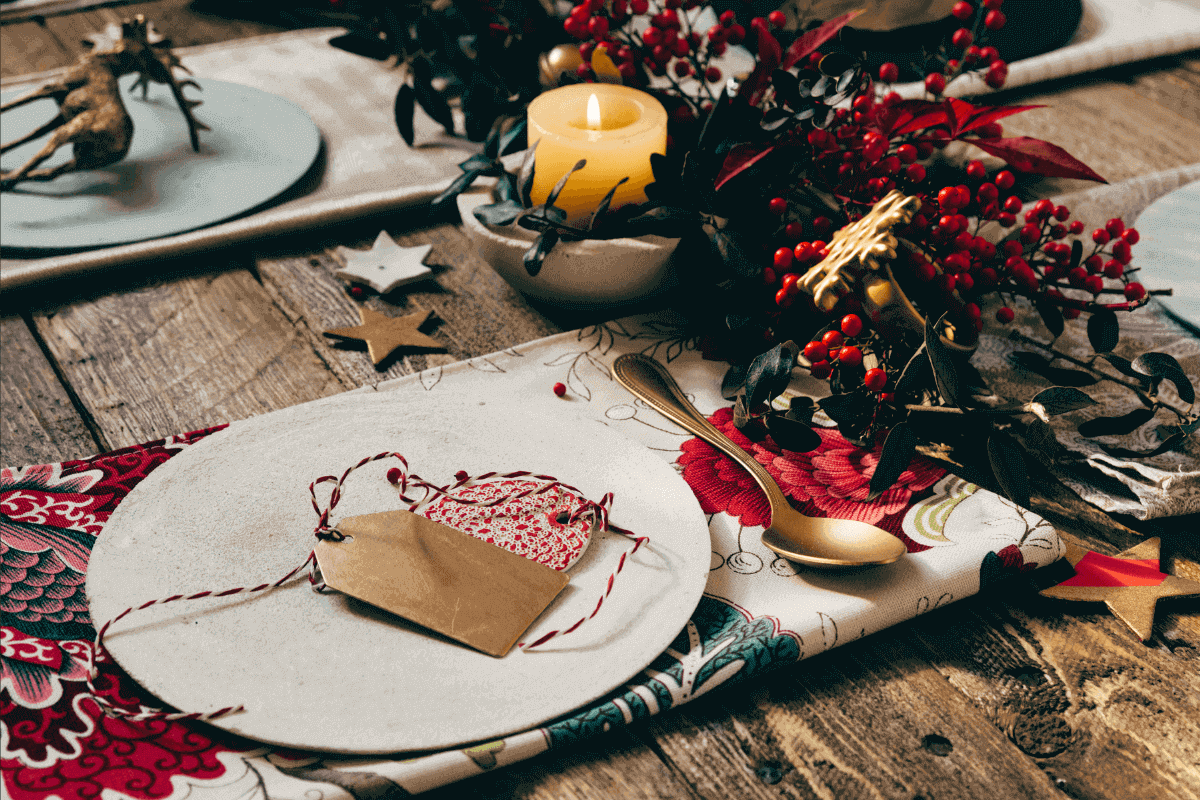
[1,315,1066,799]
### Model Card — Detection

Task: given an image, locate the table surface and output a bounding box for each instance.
[2,4,1198,799]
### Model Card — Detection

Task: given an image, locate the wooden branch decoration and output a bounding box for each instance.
[0,15,208,191]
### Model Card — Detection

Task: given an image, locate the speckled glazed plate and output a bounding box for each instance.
[85,391,709,754]
[1,75,320,250]
[1133,179,1200,331]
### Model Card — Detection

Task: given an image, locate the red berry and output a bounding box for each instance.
[1124,282,1146,301]
[768,10,786,28]
[906,164,927,183]
[1052,205,1069,222]
[980,45,1000,64]
[674,60,691,76]
[705,65,722,83]
[996,306,1015,323]
[771,247,792,269]
[822,330,844,349]
[642,26,662,45]
[1069,220,1084,235]
[864,367,888,391]
[727,23,746,44]
[1112,239,1133,264]
[879,62,900,83]
[1050,224,1067,240]
[983,0,1002,8]
[965,302,982,320]
[1033,199,1053,219]
[925,73,947,95]
[838,345,863,368]
[588,16,608,36]
[762,267,776,285]
[768,196,787,215]
[966,159,986,179]
[803,341,828,363]
[1068,266,1088,288]
[553,382,568,397]
[794,242,813,262]
[386,467,402,483]
[997,212,1015,227]
[957,273,975,292]
[1085,275,1105,295]
[719,9,735,25]
[813,217,834,236]
[1092,228,1111,245]
[1122,228,1140,245]
[809,360,831,379]
[631,0,648,11]
[952,28,973,48]
[785,221,804,240]
[1105,217,1125,237]
[1083,254,1103,273]
[1003,240,1023,257]
[978,267,999,286]
[775,287,793,307]
[781,273,799,293]
[984,9,1006,29]
[963,45,982,65]
[1002,196,1022,214]
[952,1,973,20]
[840,313,864,337]
[916,262,937,282]
[895,143,918,164]
[348,285,366,299]
[1019,224,1040,244]
[985,61,1008,88]
[1063,307,1081,320]
[995,170,1015,190]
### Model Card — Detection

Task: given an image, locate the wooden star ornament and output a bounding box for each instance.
[1040,538,1200,642]
[323,307,444,366]
[335,231,433,294]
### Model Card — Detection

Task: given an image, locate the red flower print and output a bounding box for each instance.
[678,407,944,534]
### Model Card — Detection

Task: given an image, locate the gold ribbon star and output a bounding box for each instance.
[1040,537,1200,642]
[798,190,922,311]
[323,307,444,366]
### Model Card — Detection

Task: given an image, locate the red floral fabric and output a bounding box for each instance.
[677,407,945,548]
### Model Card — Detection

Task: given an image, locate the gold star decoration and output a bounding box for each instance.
[334,231,433,295]
[798,189,922,311]
[323,307,445,366]
[1040,538,1200,642]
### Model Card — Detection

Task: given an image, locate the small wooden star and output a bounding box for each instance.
[1040,538,1200,642]
[323,307,444,366]
[334,231,433,294]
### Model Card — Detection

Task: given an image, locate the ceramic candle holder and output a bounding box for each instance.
[457,187,681,308]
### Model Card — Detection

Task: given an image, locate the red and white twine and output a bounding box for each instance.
[84,452,646,722]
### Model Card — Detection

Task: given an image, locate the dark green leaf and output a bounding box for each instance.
[1077,407,1156,437]
[745,343,796,407]
[495,171,519,203]
[836,66,858,93]
[518,141,538,207]
[1100,431,1186,459]
[987,432,1029,507]
[1098,353,1152,386]
[328,32,393,61]
[459,153,498,173]
[819,52,856,76]
[712,229,759,278]
[1035,300,1065,339]
[721,363,749,400]
[623,206,698,238]
[1069,239,1083,271]
[1086,309,1119,353]
[726,313,752,331]
[499,118,527,156]
[523,229,559,276]
[810,74,831,97]
[546,159,587,208]
[770,70,799,105]
[430,168,482,209]
[895,343,930,398]
[1024,386,1098,420]
[925,314,961,407]
[412,58,455,135]
[483,115,504,159]
[394,83,416,146]
[733,394,750,428]
[1132,352,1195,404]
[589,177,629,231]
[765,415,821,452]
[1008,352,1099,387]
[473,199,524,227]
[819,390,874,440]
[868,422,917,501]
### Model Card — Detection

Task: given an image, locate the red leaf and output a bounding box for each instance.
[890,100,951,135]
[715,142,776,191]
[874,99,944,136]
[782,9,864,69]
[969,137,1108,183]
[958,103,1046,135]
[945,97,976,136]
[739,28,783,106]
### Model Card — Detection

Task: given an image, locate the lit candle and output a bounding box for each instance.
[526,84,667,222]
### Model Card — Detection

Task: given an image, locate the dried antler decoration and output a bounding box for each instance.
[0,15,208,191]
[798,191,922,311]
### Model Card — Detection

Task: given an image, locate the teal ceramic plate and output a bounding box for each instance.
[1,75,321,251]
[1134,180,1200,332]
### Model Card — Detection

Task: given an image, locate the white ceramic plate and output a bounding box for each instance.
[1134,179,1200,331]
[85,391,710,754]
[1,75,321,250]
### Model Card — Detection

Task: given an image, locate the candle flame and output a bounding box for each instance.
[586,94,601,130]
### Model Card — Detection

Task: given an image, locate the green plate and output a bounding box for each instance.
[1,75,321,251]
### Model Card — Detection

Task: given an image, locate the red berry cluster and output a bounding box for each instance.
[902,0,1009,95]
[767,238,830,307]
[801,314,888,393]
[569,0,781,110]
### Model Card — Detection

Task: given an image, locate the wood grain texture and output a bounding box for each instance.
[0,315,100,466]
[27,263,346,451]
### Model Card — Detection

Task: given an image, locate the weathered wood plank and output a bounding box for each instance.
[0,315,100,466]
[0,20,73,78]
[911,587,1200,800]
[419,730,700,800]
[641,631,1065,800]
[28,262,347,450]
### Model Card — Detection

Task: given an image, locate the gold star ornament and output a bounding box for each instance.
[1040,538,1200,642]
[323,307,445,366]
[798,190,922,311]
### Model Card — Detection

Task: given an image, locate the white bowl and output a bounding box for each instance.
[457,188,681,307]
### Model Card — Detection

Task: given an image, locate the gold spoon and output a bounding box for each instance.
[612,353,907,569]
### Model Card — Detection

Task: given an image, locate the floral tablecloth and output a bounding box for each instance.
[2,314,1065,798]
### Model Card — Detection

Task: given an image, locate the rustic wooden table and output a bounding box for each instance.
[3,4,1198,799]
